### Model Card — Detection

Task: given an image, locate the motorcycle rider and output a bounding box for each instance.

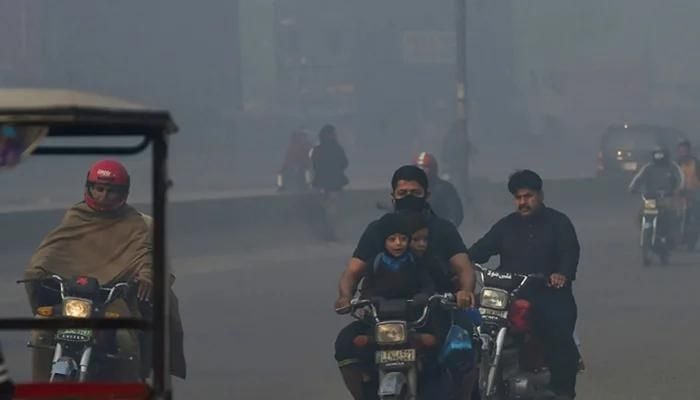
[25,160,152,382]
[629,147,684,250]
[676,140,700,248]
[469,170,581,400]
[335,165,478,400]
[414,152,464,227]
[334,211,442,400]
[629,147,684,195]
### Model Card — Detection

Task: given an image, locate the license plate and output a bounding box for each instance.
[623,162,638,171]
[643,209,659,215]
[479,307,508,319]
[376,349,416,364]
[56,329,92,342]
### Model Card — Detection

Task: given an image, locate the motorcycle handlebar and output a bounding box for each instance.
[337,293,456,321]
[17,275,132,290]
[473,263,546,281]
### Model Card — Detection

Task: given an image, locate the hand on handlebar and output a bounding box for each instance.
[455,290,475,309]
[334,296,352,314]
[548,273,567,289]
[136,279,152,302]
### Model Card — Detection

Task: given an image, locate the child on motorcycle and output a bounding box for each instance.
[334,211,442,400]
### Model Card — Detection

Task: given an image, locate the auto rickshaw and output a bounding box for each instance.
[0,88,177,400]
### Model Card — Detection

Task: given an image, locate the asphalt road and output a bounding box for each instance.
[1,192,699,400]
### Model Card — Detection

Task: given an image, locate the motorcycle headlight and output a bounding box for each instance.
[480,288,509,310]
[62,298,92,318]
[644,199,657,209]
[375,322,407,345]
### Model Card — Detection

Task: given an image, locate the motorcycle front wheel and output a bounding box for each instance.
[479,361,505,400]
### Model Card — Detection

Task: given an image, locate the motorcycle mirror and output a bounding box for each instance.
[0,125,48,171]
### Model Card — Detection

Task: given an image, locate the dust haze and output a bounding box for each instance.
[1,0,699,204]
[2,1,700,399]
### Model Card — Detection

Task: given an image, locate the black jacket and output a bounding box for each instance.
[468,206,580,281]
[310,141,349,191]
[628,161,683,195]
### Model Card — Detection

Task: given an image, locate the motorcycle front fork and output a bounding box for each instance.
[479,327,507,398]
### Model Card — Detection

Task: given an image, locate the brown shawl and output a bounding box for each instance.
[26,202,152,284]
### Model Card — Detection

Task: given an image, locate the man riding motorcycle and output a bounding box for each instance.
[469,170,581,400]
[629,147,684,195]
[335,165,478,399]
[629,147,684,249]
[676,140,700,248]
[414,152,464,228]
[25,160,153,382]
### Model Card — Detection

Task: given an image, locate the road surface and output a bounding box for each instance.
[0,190,698,400]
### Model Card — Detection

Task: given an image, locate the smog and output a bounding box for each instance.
[1,1,699,398]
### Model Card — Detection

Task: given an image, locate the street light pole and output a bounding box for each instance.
[232,0,243,112]
[454,0,470,199]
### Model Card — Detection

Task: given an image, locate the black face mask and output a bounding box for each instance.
[394,195,427,212]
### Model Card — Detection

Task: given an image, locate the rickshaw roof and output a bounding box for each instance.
[0,88,177,134]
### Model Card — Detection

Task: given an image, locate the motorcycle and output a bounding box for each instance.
[474,264,550,400]
[340,293,457,400]
[640,192,672,265]
[19,274,136,382]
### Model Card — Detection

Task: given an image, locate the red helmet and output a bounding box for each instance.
[414,152,439,177]
[84,160,130,211]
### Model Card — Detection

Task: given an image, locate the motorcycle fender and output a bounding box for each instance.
[51,356,78,377]
[378,371,408,397]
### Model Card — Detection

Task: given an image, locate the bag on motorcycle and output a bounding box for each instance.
[438,321,474,370]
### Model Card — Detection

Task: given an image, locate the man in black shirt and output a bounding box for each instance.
[336,165,475,310]
[469,170,580,400]
[334,165,477,400]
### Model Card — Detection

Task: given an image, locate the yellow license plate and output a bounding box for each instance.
[56,329,92,341]
[376,349,416,364]
[479,307,508,319]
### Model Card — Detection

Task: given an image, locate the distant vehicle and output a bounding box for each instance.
[596,124,688,177]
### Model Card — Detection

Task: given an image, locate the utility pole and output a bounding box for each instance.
[232,0,243,112]
[231,0,243,164]
[454,0,470,199]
